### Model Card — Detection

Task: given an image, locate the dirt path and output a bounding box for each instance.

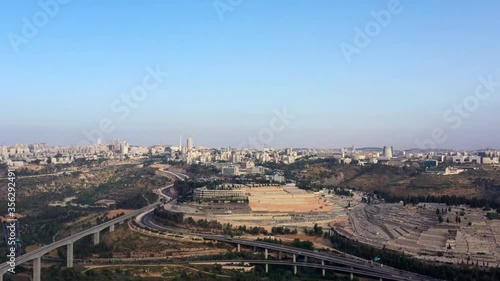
[82,263,232,278]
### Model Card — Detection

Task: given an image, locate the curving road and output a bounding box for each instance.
[0,169,188,280]
[0,170,439,281]
[138,170,439,280]
[140,201,440,281]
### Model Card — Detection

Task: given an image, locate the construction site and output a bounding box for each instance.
[174,184,358,231]
[172,183,500,267]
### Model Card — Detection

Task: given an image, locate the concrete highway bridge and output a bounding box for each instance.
[0,169,188,281]
[189,260,413,281]
[139,214,439,281]
[0,170,439,281]
[0,201,163,281]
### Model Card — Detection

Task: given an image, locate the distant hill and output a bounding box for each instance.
[357,147,383,152]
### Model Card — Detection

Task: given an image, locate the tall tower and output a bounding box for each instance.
[383,146,393,158]
[187,137,194,150]
[179,135,182,150]
[120,141,129,155]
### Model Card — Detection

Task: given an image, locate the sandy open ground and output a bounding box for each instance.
[106,209,135,219]
[241,185,333,213]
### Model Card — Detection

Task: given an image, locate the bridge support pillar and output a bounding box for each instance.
[265,264,268,273]
[253,246,256,252]
[0,272,3,281]
[304,256,307,262]
[110,224,115,232]
[33,257,41,281]
[93,232,100,245]
[293,265,297,275]
[67,243,74,268]
[237,244,240,253]
[293,254,296,263]
[278,251,282,259]
[322,260,325,277]
[350,268,354,281]
[264,248,268,259]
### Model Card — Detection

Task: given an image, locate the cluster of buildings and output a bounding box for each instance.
[193,184,249,203]
[0,140,149,168]
[408,150,500,167]
[165,137,302,179]
[2,138,499,177]
[315,145,499,168]
[167,138,301,165]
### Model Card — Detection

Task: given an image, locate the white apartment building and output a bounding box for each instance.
[482,157,499,164]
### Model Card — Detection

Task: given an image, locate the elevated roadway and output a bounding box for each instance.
[1,170,438,281]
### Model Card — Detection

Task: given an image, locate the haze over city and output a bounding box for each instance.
[3,1,500,281]
[1,1,500,149]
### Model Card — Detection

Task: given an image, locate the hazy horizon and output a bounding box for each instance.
[1,1,500,150]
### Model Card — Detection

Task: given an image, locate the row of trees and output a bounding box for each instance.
[116,192,156,209]
[304,223,324,237]
[174,180,206,202]
[330,231,500,281]
[153,209,271,237]
[375,191,500,211]
[271,226,297,235]
[292,238,314,250]
[153,207,184,225]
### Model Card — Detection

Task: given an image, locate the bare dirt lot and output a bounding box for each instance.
[242,185,334,213]
[106,209,135,219]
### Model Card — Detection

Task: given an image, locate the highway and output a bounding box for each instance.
[154,169,189,200]
[138,177,440,281]
[0,201,162,277]
[0,169,186,275]
[140,214,438,281]
[0,170,439,281]
[141,170,439,281]
[189,260,413,281]
[158,169,190,181]
[74,259,428,281]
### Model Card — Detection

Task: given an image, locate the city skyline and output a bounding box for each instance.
[0,137,499,152]
[1,1,500,149]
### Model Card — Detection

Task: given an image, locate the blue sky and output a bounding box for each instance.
[1,0,500,149]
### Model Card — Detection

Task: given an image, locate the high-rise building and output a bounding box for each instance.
[187,137,193,150]
[112,140,121,152]
[231,151,239,163]
[120,141,129,155]
[383,146,393,158]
